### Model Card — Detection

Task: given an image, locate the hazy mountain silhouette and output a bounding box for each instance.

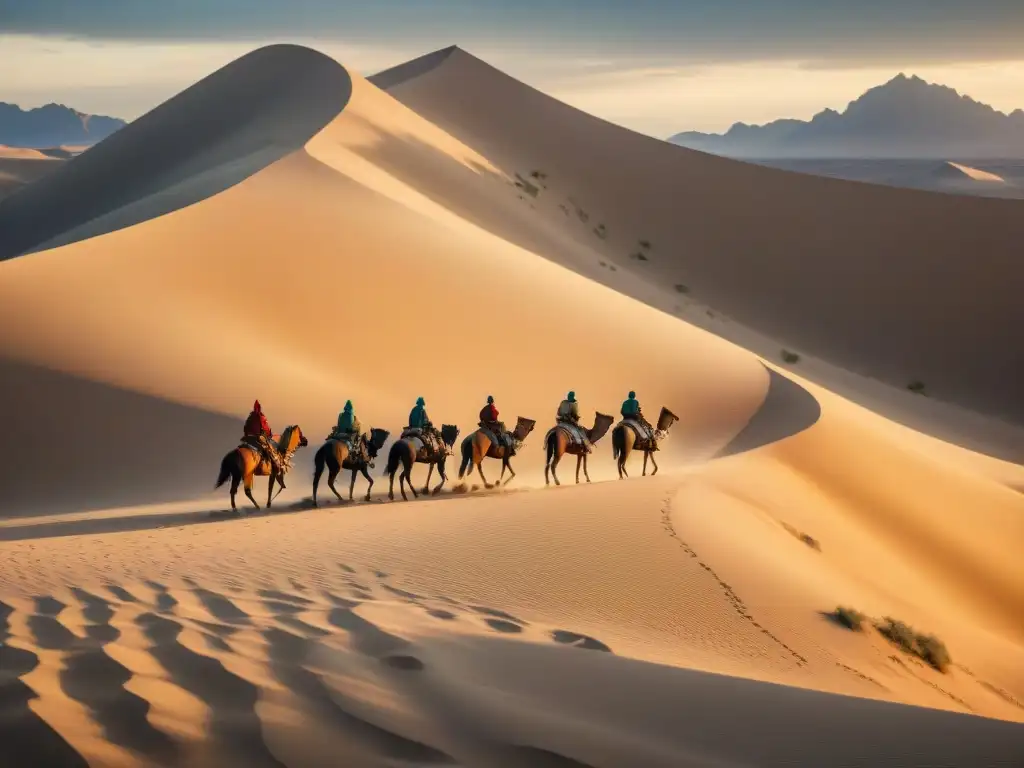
[0,102,125,148]
[670,75,1024,159]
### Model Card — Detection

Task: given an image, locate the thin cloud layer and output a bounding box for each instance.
[4,0,1024,65]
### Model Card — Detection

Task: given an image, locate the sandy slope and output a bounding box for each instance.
[0,43,1022,767]
[373,47,1024,429]
[945,161,1008,183]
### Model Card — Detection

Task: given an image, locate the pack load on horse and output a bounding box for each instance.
[459,397,536,488]
[386,397,459,501]
[216,401,308,510]
[544,392,614,485]
[313,415,390,505]
[327,400,366,463]
[613,399,679,479]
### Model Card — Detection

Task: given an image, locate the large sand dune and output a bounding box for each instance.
[372,47,1024,429]
[0,43,1022,767]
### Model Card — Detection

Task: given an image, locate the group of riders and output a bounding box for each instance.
[242,390,656,475]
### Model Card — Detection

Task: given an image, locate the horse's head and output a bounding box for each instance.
[590,412,615,442]
[513,417,537,442]
[280,425,308,453]
[440,424,460,448]
[366,427,390,457]
[657,407,679,433]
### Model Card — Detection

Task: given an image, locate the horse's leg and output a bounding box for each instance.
[649,451,659,476]
[388,469,396,501]
[502,457,515,486]
[229,460,241,512]
[433,458,448,495]
[328,465,344,503]
[583,453,591,483]
[422,463,434,496]
[348,468,357,501]
[243,470,260,510]
[476,457,490,489]
[575,454,582,484]
[550,450,561,486]
[267,471,276,508]
[404,452,417,499]
[360,465,374,502]
[642,450,649,477]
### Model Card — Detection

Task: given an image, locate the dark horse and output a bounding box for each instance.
[612,407,679,479]
[312,428,390,505]
[458,416,537,488]
[543,413,614,486]
[383,424,460,501]
[215,425,308,512]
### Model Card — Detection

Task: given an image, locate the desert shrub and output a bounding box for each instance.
[907,380,926,394]
[674,283,690,294]
[877,617,951,672]
[799,533,821,550]
[833,606,866,631]
[530,169,547,180]
[639,239,652,249]
[594,224,607,239]
[630,251,648,262]
[782,349,801,364]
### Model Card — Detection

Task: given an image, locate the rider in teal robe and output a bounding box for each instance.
[408,396,429,429]
[621,391,640,418]
[337,400,357,433]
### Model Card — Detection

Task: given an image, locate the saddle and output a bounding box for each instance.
[402,427,440,459]
[548,420,591,452]
[622,418,657,447]
[478,421,514,453]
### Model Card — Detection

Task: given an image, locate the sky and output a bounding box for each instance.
[3,1,1024,136]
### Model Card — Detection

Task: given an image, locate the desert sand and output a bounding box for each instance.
[0,146,63,199]
[0,44,1022,767]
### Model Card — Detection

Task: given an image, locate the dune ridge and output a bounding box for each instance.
[0,42,1021,767]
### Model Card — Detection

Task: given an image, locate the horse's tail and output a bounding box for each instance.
[383,441,402,477]
[312,444,328,500]
[612,425,624,461]
[545,431,556,467]
[458,436,473,479]
[215,450,238,488]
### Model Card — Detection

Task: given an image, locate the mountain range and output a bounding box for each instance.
[0,102,125,148]
[669,75,1024,159]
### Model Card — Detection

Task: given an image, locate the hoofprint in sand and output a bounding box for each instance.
[0,43,1022,768]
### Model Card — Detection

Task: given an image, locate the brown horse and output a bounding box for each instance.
[215,425,308,511]
[612,407,678,479]
[543,412,614,486]
[383,424,460,501]
[311,428,390,505]
[458,417,537,488]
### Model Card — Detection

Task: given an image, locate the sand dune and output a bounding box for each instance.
[373,47,1024,428]
[943,161,1008,183]
[0,42,1022,767]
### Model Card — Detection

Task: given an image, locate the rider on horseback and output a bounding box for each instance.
[243,400,287,486]
[557,391,591,453]
[621,391,655,441]
[479,395,509,454]
[333,400,365,460]
[408,396,442,454]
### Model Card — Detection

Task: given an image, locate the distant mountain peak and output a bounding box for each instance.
[669,75,1024,159]
[0,101,125,148]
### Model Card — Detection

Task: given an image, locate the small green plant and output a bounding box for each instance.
[907,380,926,395]
[674,284,690,294]
[833,606,866,631]
[876,617,951,672]
[782,349,801,364]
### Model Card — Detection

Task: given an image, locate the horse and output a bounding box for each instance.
[383,424,460,501]
[215,425,308,511]
[312,428,390,505]
[543,412,614,486]
[458,416,537,488]
[612,407,679,479]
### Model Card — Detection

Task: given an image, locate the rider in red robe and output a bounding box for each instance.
[243,400,285,486]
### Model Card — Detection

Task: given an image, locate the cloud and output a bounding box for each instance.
[4,1,1024,66]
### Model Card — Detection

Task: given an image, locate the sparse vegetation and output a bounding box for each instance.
[609,265,617,272]
[832,606,867,631]
[530,169,547,181]
[577,209,590,223]
[783,523,821,551]
[876,617,951,672]
[673,283,690,294]
[639,239,652,250]
[907,380,927,395]
[629,251,648,262]
[514,173,540,198]
[598,261,607,267]
[782,349,801,364]
[594,223,607,240]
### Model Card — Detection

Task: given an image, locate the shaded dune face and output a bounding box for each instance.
[0,44,353,261]
[373,48,1024,427]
